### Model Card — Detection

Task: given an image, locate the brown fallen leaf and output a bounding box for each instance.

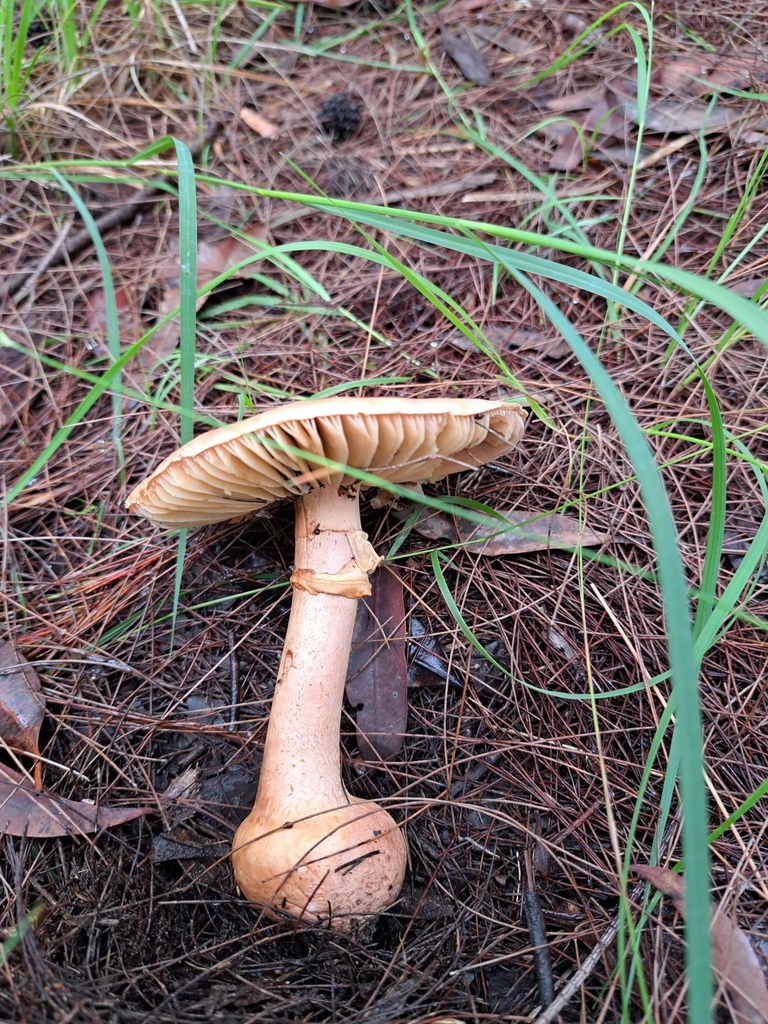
[545,84,607,113]
[549,61,763,172]
[657,52,766,99]
[396,503,608,555]
[445,325,570,359]
[596,142,657,168]
[469,24,529,56]
[561,12,606,47]
[625,98,747,134]
[346,567,408,762]
[141,218,268,373]
[0,765,151,838]
[238,106,279,138]
[727,278,768,298]
[550,89,628,171]
[632,864,768,1024]
[0,641,46,791]
[448,0,498,14]
[439,21,492,86]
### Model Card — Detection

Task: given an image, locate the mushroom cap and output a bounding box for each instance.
[127,395,526,529]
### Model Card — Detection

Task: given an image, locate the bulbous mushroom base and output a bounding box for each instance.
[232,800,407,931]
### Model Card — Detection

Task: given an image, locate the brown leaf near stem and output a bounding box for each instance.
[153,826,228,863]
[632,864,768,1024]
[439,22,492,86]
[141,218,269,373]
[0,765,151,837]
[550,89,627,171]
[238,107,279,138]
[396,504,608,556]
[444,325,570,359]
[346,567,408,762]
[0,641,46,791]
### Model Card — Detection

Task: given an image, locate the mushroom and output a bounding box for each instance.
[127,396,525,930]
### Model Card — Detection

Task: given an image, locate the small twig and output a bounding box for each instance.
[524,848,556,1010]
[227,626,239,733]
[168,0,198,54]
[531,882,646,1024]
[12,219,73,305]
[2,120,223,305]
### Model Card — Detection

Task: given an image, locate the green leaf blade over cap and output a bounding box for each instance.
[127,396,526,529]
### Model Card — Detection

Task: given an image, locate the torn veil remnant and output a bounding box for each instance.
[127,396,525,931]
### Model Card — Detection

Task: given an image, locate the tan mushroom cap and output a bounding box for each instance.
[127,396,526,529]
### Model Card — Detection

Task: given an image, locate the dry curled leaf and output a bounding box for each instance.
[657,52,766,98]
[545,85,606,113]
[396,504,608,556]
[626,98,747,134]
[0,641,46,790]
[549,90,627,171]
[0,765,151,838]
[469,24,529,56]
[632,864,768,1024]
[445,325,570,359]
[439,22,492,85]
[346,567,408,762]
[238,106,279,138]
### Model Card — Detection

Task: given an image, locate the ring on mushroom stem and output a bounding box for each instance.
[127,396,525,931]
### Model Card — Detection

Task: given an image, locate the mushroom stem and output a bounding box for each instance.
[255,489,366,816]
[232,486,407,930]
[254,586,354,815]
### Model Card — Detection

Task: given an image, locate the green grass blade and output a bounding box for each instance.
[49,168,123,467]
[170,138,198,645]
[0,902,46,967]
[430,550,509,677]
[707,775,768,843]
[506,268,711,1023]
[173,138,197,447]
[188,182,768,342]
[693,386,727,636]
